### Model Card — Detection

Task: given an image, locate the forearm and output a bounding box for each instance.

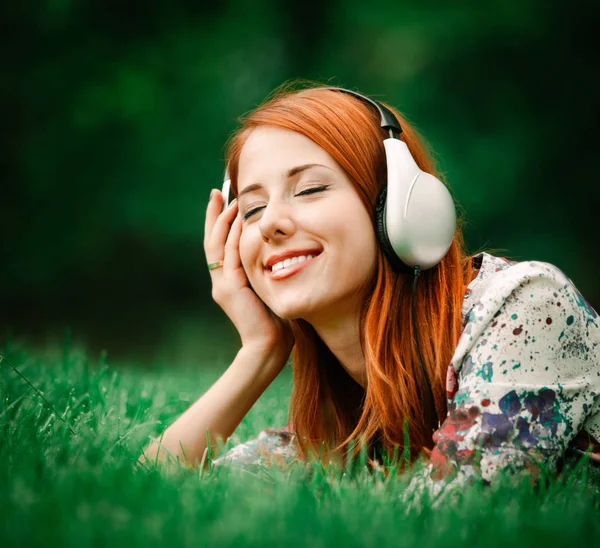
[139,344,289,468]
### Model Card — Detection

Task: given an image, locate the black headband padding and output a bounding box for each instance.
[319,87,403,134]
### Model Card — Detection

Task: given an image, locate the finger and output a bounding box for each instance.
[207,199,238,257]
[223,213,243,271]
[204,189,225,247]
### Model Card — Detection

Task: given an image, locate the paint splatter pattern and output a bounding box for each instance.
[214,253,600,488]
[212,425,296,470]
[422,252,600,491]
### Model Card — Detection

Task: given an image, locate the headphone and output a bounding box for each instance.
[222,87,457,432]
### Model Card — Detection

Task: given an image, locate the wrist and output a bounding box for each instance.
[238,342,290,381]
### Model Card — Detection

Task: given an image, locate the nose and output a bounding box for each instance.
[258,199,296,243]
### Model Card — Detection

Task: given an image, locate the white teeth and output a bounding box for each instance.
[271,254,316,273]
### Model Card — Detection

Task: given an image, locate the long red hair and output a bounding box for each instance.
[225,82,475,466]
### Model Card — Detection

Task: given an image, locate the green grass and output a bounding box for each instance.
[1,340,599,547]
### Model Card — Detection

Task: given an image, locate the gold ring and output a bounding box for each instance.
[208,260,224,271]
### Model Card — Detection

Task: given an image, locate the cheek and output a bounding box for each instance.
[238,230,252,269]
[344,215,378,272]
[239,228,263,278]
[331,208,377,253]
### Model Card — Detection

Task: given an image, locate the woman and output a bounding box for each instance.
[141,84,600,489]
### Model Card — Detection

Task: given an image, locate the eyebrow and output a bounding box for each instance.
[237,163,333,199]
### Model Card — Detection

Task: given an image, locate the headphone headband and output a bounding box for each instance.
[318,87,403,136]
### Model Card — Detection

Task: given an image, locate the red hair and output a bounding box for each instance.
[225,82,475,467]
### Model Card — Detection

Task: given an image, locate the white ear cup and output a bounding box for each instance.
[384,138,456,270]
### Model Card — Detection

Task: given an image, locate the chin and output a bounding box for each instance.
[269,305,307,322]
[264,296,318,322]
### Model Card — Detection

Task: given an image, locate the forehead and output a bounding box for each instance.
[237,126,336,188]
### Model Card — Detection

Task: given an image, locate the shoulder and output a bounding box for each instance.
[453,252,600,373]
[463,252,583,320]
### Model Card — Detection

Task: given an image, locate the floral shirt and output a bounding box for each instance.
[213,253,600,486]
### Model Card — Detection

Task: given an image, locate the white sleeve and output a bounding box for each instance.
[406,260,600,503]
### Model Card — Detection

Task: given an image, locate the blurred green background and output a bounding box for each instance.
[2,0,598,365]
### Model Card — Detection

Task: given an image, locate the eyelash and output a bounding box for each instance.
[243,185,330,220]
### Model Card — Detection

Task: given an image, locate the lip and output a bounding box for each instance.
[264,248,323,269]
[266,253,321,281]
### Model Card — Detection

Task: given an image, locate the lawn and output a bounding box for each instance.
[1,339,599,547]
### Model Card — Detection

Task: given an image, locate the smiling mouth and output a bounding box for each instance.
[266,252,322,280]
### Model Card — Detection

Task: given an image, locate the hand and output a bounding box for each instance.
[204,189,295,364]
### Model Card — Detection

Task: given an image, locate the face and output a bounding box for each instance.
[236,126,378,323]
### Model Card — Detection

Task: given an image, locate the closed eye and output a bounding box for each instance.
[296,185,329,197]
[243,185,329,220]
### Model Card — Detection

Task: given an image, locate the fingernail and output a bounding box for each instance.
[210,189,216,200]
